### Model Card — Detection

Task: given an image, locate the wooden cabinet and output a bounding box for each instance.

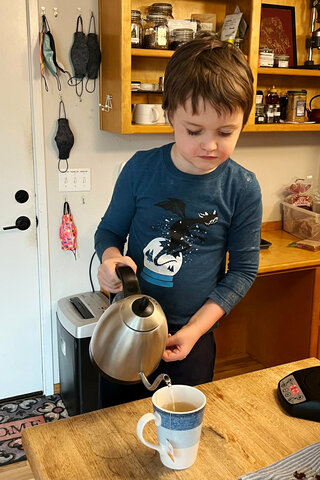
[98,0,320,133]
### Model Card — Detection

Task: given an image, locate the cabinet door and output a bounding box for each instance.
[99,0,132,133]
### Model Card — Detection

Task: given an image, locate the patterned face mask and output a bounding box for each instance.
[59,201,77,259]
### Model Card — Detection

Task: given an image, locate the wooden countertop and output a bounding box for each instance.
[22,358,320,480]
[259,229,320,275]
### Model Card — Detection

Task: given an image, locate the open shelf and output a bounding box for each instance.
[132,48,174,58]
[258,67,320,77]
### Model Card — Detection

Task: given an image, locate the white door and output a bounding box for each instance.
[0,0,43,399]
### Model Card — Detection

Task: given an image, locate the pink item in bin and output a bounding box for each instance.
[59,201,77,259]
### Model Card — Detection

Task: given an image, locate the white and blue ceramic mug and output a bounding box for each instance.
[136,384,206,470]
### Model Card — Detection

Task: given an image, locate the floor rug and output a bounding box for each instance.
[0,394,69,466]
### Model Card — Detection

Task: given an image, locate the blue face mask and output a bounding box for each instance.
[41,15,71,91]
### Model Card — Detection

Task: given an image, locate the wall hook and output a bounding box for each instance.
[53,7,58,17]
[41,6,46,15]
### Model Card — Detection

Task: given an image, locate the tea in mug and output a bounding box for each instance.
[161,401,196,412]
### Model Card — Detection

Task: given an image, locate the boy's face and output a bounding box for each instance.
[169,98,244,175]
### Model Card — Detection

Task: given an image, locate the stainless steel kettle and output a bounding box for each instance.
[89,266,169,390]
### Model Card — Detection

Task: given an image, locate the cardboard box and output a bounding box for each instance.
[282,201,320,241]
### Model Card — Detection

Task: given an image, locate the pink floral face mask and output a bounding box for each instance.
[59,201,77,259]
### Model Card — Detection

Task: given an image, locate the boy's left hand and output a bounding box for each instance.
[162,326,198,362]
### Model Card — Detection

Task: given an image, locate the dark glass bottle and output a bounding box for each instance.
[266,86,279,105]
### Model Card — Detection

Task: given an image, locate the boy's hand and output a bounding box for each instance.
[98,250,137,293]
[162,325,199,362]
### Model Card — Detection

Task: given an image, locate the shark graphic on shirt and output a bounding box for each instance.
[141,198,218,287]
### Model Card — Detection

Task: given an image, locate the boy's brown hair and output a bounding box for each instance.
[162,34,254,126]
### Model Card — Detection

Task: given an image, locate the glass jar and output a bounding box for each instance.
[131,10,143,48]
[255,104,266,124]
[265,104,274,124]
[266,86,279,105]
[286,90,307,122]
[149,3,174,19]
[169,28,194,50]
[259,46,274,67]
[143,13,169,49]
[273,103,281,123]
[274,54,289,68]
[256,90,264,105]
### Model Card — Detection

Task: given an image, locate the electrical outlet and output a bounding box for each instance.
[59,168,91,192]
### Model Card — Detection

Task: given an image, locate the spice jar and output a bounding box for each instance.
[273,103,281,123]
[266,86,279,105]
[256,90,264,105]
[169,28,194,50]
[149,3,174,19]
[143,13,169,49]
[255,104,266,124]
[265,104,274,124]
[274,54,289,68]
[131,10,143,48]
[259,46,274,67]
[286,90,307,122]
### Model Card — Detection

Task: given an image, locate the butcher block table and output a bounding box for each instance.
[22,358,320,480]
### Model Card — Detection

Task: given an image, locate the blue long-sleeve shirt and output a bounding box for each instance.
[95,143,262,326]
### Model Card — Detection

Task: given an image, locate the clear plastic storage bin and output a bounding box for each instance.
[282,201,320,241]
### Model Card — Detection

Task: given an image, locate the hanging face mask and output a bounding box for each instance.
[54,100,74,173]
[59,201,77,260]
[39,31,48,91]
[68,15,89,99]
[86,12,101,93]
[41,15,71,91]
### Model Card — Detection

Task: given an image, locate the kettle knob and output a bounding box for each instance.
[132,296,154,317]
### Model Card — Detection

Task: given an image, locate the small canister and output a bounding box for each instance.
[274,54,289,68]
[286,90,307,122]
[259,46,274,67]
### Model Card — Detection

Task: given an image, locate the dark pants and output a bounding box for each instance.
[98,329,216,409]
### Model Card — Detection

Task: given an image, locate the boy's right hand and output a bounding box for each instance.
[97,253,137,293]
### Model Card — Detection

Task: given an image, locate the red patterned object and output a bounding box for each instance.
[59,201,77,259]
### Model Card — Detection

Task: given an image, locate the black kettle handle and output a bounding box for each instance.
[115,265,141,298]
[309,94,320,110]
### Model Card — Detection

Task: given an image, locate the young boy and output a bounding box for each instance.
[95,35,262,408]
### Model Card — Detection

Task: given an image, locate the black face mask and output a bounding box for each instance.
[54,100,74,173]
[86,13,101,93]
[68,15,89,99]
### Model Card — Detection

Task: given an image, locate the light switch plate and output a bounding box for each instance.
[59,168,91,192]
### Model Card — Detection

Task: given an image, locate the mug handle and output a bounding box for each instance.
[151,107,160,124]
[136,412,174,459]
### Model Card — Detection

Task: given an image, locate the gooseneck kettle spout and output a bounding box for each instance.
[139,372,171,391]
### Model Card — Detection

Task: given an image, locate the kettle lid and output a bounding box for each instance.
[123,295,164,332]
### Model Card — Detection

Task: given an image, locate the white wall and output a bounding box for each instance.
[39,0,320,383]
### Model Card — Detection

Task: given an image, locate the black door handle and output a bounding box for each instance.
[3,216,31,231]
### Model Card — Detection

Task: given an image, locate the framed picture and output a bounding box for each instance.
[260,4,297,67]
